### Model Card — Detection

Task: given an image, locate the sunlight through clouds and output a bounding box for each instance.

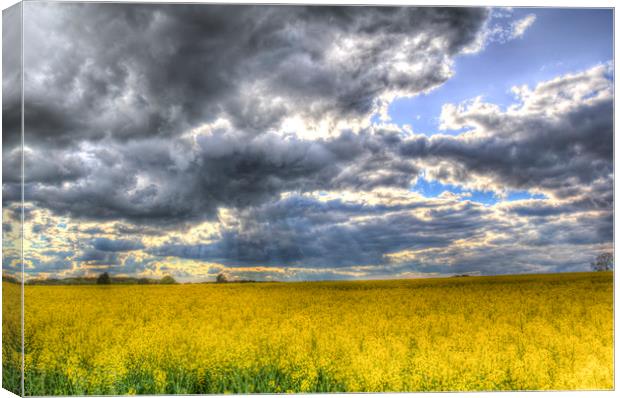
[2,4,612,282]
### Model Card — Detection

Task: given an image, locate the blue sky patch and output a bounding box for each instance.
[387,8,613,135]
[412,176,547,205]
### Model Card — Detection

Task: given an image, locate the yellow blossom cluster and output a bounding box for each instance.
[2,271,613,394]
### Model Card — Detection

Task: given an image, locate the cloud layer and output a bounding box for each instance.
[1,4,613,281]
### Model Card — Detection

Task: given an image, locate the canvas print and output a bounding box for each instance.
[1,1,614,395]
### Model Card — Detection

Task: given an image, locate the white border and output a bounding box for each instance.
[0,1,616,398]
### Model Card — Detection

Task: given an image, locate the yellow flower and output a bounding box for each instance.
[11,272,614,394]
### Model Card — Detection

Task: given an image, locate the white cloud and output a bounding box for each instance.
[419,64,613,202]
[511,14,537,39]
[481,11,537,47]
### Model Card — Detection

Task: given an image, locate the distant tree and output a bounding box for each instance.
[160,275,177,284]
[591,252,613,272]
[2,274,19,284]
[215,273,228,283]
[97,272,111,285]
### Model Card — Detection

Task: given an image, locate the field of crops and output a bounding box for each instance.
[2,272,614,394]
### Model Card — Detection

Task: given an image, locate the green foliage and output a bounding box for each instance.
[28,275,160,285]
[160,275,177,284]
[2,282,22,395]
[2,274,20,284]
[96,272,111,285]
[22,365,347,395]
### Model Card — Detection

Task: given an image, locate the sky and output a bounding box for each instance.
[2,3,614,282]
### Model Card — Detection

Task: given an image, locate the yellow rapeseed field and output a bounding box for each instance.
[2,272,614,394]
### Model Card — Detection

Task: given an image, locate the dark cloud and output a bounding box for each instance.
[399,64,613,208]
[2,3,22,150]
[2,2,23,215]
[24,259,73,274]
[91,238,144,252]
[25,249,74,273]
[21,3,488,147]
[76,249,120,266]
[16,62,612,231]
[2,223,12,233]
[121,254,154,274]
[20,130,415,225]
[12,3,489,225]
[82,227,105,235]
[114,224,166,237]
[149,194,498,268]
[502,199,609,219]
[146,190,611,277]
[6,3,613,280]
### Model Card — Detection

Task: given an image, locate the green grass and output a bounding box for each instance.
[20,366,347,395]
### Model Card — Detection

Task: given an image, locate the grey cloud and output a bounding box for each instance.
[24,259,73,273]
[40,250,72,259]
[20,63,612,228]
[25,248,74,273]
[147,191,611,277]
[8,4,613,280]
[121,254,154,274]
[399,65,613,208]
[149,194,497,269]
[14,3,489,223]
[82,227,105,235]
[21,130,414,225]
[77,249,120,266]
[2,3,23,210]
[502,198,610,220]
[21,3,488,147]
[2,3,22,150]
[91,238,144,252]
[114,224,166,237]
[3,223,12,233]
[2,148,89,186]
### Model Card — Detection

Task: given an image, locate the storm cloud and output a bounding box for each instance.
[3,3,613,281]
[19,4,488,146]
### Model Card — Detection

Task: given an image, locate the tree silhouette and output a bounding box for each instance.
[97,272,111,284]
[591,252,613,272]
[160,275,177,284]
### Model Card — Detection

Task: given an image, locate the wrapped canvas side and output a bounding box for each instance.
[2,2,24,396]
